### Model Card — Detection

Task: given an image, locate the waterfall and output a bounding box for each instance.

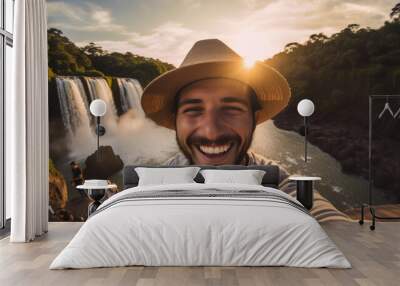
[55,76,144,138]
[116,78,145,116]
[55,77,92,139]
[55,76,152,159]
[84,77,119,131]
[116,78,130,112]
[76,77,176,165]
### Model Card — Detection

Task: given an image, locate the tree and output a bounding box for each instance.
[47,28,93,75]
[47,28,175,86]
[308,33,328,44]
[390,3,400,21]
[347,24,361,33]
[48,28,63,36]
[266,18,400,128]
[284,42,301,53]
[81,43,106,57]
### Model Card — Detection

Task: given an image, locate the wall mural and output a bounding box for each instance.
[47,0,400,221]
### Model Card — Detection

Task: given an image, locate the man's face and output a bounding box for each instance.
[175,78,256,165]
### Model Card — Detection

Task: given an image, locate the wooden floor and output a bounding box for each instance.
[0,222,399,286]
[345,204,400,221]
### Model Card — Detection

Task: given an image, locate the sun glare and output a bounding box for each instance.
[232,33,265,69]
[243,57,257,69]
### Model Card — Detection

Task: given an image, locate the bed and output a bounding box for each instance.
[50,165,350,269]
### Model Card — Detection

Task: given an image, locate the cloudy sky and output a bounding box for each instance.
[47,0,398,65]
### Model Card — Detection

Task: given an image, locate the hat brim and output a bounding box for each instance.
[141,61,291,129]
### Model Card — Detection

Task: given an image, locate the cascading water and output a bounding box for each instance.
[84,77,119,131]
[116,78,145,116]
[55,76,144,138]
[116,78,130,113]
[54,75,177,164]
[55,77,93,140]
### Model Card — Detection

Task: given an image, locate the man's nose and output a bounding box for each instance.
[199,110,224,141]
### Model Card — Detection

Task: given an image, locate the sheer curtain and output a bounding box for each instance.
[7,0,48,242]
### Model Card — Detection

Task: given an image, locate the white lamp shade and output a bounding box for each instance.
[90,99,107,117]
[297,99,315,117]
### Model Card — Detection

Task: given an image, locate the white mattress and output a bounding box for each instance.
[50,183,351,269]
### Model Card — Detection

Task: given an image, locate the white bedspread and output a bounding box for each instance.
[50,183,351,269]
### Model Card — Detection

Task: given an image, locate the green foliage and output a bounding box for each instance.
[48,28,92,76]
[83,50,175,86]
[48,67,55,80]
[266,20,400,134]
[84,70,105,77]
[49,158,62,178]
[104,76,113,88]
[47,28,175,87]
[81,42,106,57]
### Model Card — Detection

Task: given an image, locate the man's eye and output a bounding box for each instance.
[182,108,203,114]
[222,106,245,112]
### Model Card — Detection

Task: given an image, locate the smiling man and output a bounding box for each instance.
[173,78,260,165]
[141,38,291,166]
[140,38,351,222]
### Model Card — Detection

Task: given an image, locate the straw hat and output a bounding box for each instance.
[141,39,291,129]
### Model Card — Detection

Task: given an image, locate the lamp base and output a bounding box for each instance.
[95,125,106,136]
[296,181,314,210]
[87,188,106,216]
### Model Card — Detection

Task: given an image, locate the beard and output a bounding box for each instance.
[175,132,254,165]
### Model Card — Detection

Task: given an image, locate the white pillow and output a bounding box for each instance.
[200,169,266,185]
[135,167,201,186]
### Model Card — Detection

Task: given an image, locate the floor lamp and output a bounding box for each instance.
[89,99,107,161]
[297,99,315,162]
[83,99,108,214]
[292,99,318,210]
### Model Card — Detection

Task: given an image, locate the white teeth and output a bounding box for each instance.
[199,144,231,155]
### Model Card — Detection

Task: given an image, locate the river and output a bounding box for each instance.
[253,120,388,211]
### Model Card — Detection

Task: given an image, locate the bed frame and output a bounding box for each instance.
[123,165,280,189]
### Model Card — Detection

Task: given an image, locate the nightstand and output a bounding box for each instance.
[288,176,321,210]
[76,183,117,216]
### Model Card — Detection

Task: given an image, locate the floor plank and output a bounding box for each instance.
[0,222,399,286]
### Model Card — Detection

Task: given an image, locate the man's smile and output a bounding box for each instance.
[187,139,241,165]
[197,142,232,155]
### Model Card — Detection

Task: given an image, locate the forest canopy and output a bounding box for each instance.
[265,16,400,128]
[266,5,400,191]
[47,28,175,86]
